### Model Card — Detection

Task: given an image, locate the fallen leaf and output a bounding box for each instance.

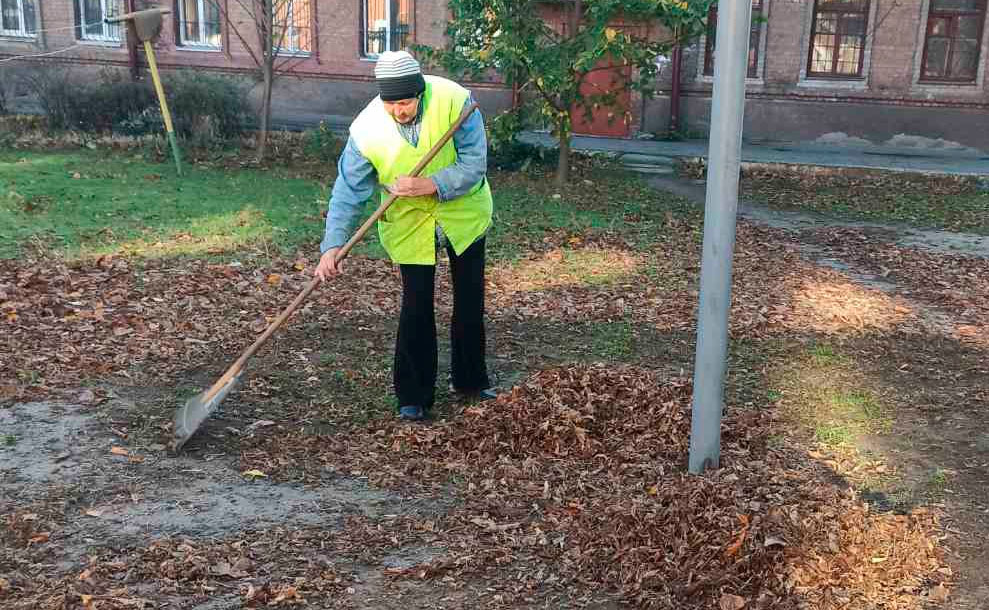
[242,469,267,479]
[293,260,306,271]
[270,585,300,604]
[723,514,750,559]
[78,568,93,580]
[929,583,949,602]
[84,509,103,517]
[719,593,746,610]
[266,273,282,285]
[28,532,50,544]
[213,561,249,578]
[110,446,129,456]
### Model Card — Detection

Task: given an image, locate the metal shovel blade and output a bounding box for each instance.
[172,372,242,450]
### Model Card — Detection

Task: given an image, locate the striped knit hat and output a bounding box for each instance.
[374,51,426,102]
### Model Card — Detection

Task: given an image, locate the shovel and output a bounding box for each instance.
[172,101,481,450]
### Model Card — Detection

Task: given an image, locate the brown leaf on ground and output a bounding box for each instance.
[719,593,746,610]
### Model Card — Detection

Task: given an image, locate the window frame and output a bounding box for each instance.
[805,0,871,79]
[919,0,987,82]
[77,0,123,42]
[177,0,222,49]
[0,0,36,38]
[702,0,765,79]
[273,0,312,55]
[361,0,412,59]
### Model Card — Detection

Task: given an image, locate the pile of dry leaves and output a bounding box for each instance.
[244,364,949,609]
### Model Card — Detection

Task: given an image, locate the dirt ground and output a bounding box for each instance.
[2,169,987,609]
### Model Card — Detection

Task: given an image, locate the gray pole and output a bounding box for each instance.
[687,0,752,473]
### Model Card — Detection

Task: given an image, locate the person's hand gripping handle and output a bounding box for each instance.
[314,101,480,282]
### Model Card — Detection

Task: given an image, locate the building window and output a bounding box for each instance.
[703,0,764,78]
[362,0,412,57]
[273,0,311,53]
[77,0,123,41]
[1,0,37,37]
[179,0,221,48]
[807,0,870,77]
[921,0,986,82]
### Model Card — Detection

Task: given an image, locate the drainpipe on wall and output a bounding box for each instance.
[126,0,140,80]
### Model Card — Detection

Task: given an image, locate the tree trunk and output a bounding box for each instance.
[556,116,570,187]
[669,41,683,135]
[257,60,274,163]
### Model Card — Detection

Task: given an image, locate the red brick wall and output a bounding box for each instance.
[4,0,989,143]
[2,0,458,80]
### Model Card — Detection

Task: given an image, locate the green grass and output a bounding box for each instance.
[814,423,853,446]
[0,149,331,260]
[588,320,635,360]
[809,342,849,367]
[775,342,893,448]
[812,386,890,448]
[487,170,699,261]
[0,149,696,263]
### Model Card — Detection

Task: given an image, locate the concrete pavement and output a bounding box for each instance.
[517,132,989,177]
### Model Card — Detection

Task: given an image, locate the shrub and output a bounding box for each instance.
[488,138,559,172]
[485,109,558,171]
[165,72,249,142]
[21,64,247,145]
[302,120,342,162]
[18,63,81,130]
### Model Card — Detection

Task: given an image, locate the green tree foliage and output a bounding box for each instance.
[419,0,713,184]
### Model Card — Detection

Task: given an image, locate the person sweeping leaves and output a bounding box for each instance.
[314,51,496,421]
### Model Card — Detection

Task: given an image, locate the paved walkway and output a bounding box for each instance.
[271,109,989,176]
[518,132,989,177]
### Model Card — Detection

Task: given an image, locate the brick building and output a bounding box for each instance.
[1,0,988,151]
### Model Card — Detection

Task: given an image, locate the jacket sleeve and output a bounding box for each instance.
[320,137,378,253]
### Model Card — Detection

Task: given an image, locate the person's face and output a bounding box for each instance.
[383,96,420,124]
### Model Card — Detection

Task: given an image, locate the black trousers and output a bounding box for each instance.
[395,237,490,409]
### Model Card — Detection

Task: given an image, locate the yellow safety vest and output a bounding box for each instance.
[349,75,493,265]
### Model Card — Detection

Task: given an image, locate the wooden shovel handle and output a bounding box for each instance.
[199,102,481,403]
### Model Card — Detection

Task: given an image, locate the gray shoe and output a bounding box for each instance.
[398,405,426,421]
[449,385,498,402]
[476,388,498,402]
